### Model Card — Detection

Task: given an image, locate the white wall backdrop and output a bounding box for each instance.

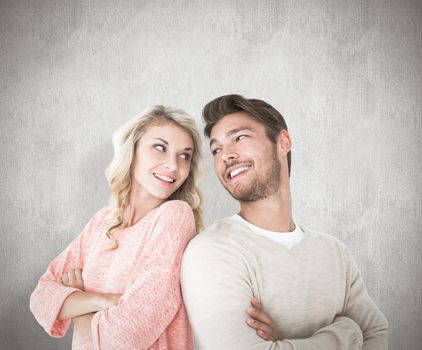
[1,0,421,349]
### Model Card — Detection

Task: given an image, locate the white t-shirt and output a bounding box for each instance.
[230,214,304,250]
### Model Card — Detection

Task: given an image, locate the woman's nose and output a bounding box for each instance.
[164,155,178,171]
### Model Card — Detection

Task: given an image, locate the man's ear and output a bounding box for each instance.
[276,130,292,157]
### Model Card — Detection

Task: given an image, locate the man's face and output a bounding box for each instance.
[209,112,281,202]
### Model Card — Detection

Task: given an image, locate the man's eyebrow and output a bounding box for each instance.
[209,138,218,147]
[209,127,254,147]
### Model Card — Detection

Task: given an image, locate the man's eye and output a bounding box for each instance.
[211,148,221,156]
[236,135,247,141]
[154,144,165,152]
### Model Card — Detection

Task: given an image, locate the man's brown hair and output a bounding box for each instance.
[202,94,291,176]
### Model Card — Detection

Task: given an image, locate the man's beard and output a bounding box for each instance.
[223,146,281,202]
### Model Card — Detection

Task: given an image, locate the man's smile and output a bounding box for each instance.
[225,164,251,181]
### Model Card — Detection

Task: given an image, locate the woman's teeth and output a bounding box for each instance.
[154,173,175,183]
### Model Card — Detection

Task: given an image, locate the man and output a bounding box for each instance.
[181,94,388,349]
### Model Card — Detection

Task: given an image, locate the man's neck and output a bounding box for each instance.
[238,187,294,232]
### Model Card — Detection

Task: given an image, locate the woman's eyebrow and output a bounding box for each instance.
[154,137,192,151]
[153,138,168,145]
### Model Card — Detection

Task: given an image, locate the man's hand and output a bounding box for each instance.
[61,268,84,290]
[246,297,280,341]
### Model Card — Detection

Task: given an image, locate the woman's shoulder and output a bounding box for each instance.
[159,199,192,212]
[90,206,113,222]
[155,200,194,226]
[81,206,114,234]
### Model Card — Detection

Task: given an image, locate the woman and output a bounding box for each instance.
[30,105,203,350]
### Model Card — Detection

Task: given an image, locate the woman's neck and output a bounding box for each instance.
[125,185,166,226]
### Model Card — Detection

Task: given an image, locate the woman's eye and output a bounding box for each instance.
[154,144,165,152]
[180,153,191,161]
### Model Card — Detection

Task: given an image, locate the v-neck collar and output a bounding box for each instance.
[225,216,313,257]
[114,200,169,235]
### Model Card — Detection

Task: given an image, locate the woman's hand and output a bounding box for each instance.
[61,268,84,290]
[246,297,280,341]
[101,294,122,309]
[70,294,121,337]
[58,292,122,321]
[72,313,94,337]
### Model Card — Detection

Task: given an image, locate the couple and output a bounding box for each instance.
[30,94,388,350]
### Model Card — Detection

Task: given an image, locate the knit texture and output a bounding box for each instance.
[181,217,388,350]
[30,200,195,350]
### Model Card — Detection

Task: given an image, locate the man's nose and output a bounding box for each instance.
[221,147,238,163]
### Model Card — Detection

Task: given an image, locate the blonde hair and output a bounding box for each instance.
[105,106,203,244]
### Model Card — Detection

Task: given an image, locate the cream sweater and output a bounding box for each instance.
[181,217,388,350]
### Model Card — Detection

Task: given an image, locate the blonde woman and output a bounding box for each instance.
[30,106,203,350]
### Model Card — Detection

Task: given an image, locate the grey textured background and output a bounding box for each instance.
[1,0,421,349]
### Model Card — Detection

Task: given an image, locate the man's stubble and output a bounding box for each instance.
[223,144,281,203]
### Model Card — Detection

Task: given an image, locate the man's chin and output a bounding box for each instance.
[225,186,254,202]
[222,179,258,202]
[224,182,273,203]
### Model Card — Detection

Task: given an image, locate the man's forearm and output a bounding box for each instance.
[362,323,388,350]
[283,316,363,350]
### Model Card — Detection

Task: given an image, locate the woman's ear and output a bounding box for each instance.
[277,130,292,157]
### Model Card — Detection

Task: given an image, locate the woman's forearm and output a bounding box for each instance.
[73,313,94,337]
[58,291,119,320]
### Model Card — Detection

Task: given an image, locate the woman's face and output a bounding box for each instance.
[131,121,194,202]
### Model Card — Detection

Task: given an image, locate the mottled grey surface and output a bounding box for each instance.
[0,0,421,349]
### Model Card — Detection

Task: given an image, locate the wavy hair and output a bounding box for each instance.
[104,106,203,245]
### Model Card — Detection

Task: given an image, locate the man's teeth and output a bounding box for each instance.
[229,166,249,178]
[154,173,175,183]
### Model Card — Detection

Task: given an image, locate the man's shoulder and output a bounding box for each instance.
[188,217,236,245]
[183,217,249,261]
[303,227,350,256]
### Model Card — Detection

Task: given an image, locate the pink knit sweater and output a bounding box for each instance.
[30,200,195,350]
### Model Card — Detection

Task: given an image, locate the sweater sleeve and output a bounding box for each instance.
[90,200,196,350]
[283,316,363,350]
[29,210,103,337]
[342,246,389,350]
[181,236,363,350]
